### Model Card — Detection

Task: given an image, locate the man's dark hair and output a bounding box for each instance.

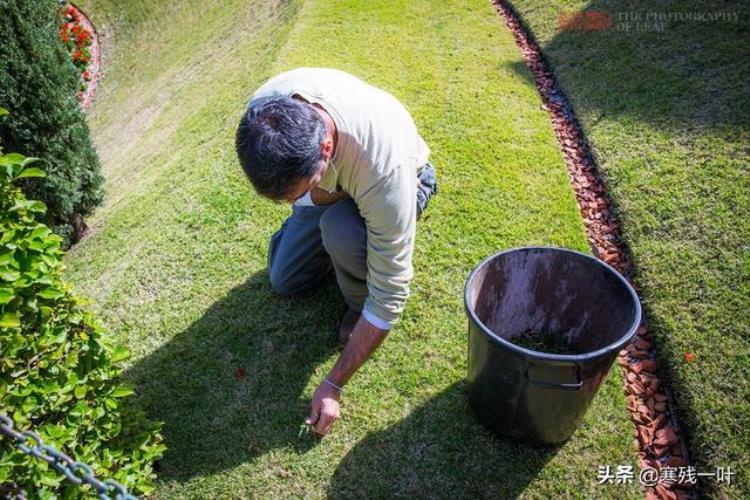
[235,96,327,199]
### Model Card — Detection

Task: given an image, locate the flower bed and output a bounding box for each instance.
[58,2,100,110]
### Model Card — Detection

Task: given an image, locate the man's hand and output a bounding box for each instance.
[305,380,341,437]
[303,316,388,437]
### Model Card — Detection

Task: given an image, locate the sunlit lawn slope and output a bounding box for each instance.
[66,0,639,496]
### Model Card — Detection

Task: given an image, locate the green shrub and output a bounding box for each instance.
[0,141,164,497]
[0,0,104,248]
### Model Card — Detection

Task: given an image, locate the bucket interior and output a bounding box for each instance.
[467,248,639,354]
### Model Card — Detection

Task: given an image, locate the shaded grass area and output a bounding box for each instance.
[508,0,750,496]
[66,0,639,496]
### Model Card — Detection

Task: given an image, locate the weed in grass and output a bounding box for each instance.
[298,422,313,438]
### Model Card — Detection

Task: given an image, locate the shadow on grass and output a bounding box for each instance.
[125,272,559,491]
[328,381,560,498]
[124,270,345,481]
[503,0,749,494]
[507,0,749,132]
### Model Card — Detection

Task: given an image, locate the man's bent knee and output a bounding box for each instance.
[319,201,364,259]
[268,264,303,297]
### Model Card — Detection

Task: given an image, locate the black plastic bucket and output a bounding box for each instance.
[464,247,641,446]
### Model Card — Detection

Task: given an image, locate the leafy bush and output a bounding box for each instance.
[0,140,164,497]
[0,0,104,247]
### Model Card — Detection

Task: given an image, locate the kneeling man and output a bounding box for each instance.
[234,67,437,436]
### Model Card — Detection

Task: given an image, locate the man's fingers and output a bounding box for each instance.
[305,411,319,426]
[313,400,341,436]
[314,410,337,436]
[323,411,341,435]
[305,398,322,425]
[306,389,341,436]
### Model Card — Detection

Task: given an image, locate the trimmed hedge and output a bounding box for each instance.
[0,137,164,497]
[0,0,104,248]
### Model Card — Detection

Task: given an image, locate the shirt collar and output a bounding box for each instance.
[317,158,339,193]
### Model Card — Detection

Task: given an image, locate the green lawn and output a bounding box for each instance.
[66,0,640,496]
[508,0,750,496]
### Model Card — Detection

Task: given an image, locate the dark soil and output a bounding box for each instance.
[510,330,579,355]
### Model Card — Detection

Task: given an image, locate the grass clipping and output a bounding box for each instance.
[511,330,579,355]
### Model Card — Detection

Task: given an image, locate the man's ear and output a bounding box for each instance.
[321,135,334,161]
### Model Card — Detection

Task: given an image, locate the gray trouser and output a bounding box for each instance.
[267,162,437,311]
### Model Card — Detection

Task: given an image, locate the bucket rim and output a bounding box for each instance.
[463,246,642,362]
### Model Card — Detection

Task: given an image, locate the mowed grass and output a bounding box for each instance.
[66,0,639,496]
[508,0,750,496]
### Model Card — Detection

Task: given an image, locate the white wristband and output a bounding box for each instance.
[323,377,343,393]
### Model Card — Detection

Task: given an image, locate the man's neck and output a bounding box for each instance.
[313,103,338,159]
[292,93,338,158]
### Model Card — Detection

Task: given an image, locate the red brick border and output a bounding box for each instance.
[490,2,693,498]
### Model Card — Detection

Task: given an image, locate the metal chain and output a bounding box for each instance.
[0,414,138,500]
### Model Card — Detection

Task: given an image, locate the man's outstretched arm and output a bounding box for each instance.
[305,317,388,436]
[306,163,418,436]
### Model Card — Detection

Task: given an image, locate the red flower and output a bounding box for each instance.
[82,70,91,81]
[684,352,696,363]
[66,6,79,22]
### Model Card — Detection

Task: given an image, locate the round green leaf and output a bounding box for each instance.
[0,287,14,304]
[0,311,21,328]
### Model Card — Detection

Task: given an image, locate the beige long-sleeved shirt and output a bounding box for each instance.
[249,67,430,328]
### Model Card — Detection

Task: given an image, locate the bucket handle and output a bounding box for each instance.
[524,361,582,391]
